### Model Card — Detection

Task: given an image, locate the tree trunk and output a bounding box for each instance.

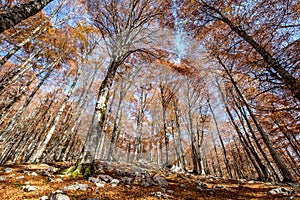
[219,59,296,182]
[203,2,300,101]
[0,58,59,142]
[0,0,53,33]
[29,66,78,162]
[208,101,232,178]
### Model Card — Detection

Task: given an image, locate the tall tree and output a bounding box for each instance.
[0,0,53,33]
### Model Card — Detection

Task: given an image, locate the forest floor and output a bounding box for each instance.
[0,161,299,200]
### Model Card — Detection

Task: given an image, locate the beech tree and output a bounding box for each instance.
[0,0,53,33]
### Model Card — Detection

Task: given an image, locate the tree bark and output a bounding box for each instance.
[0,0,53,33]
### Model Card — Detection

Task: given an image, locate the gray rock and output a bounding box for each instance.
[179,184,186,188]
[49,193,70,200]
[40,196,49,200]
[153,176,168,188]
[121,177,133,185]
[31,172,38,176]
[140,177,154,187]
[62,183,89,191]
[269,187,294,195]
[48,166,58,173]
[95,182,105,187]
[16,175,25,179]
[3,168,13,173]
[167,190,174,194]
[162,193,169,199]
[206,189,215,194]
[88,177,102,183]
[196,182,208,188]
[86,198,100,200]
[98,174,113,182]
[156,191,162,198]
[110,179,120,187]
[21,185,37,192]
[42,170,51,177]
[215,185,229,191]
[0,176,6,181]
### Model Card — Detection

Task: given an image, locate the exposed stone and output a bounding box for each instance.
[167,190,174,194]
[49,193,70,200]
[153,176,168,188]
[0,176,6,181]
[3,168,13,173]
[40,196,49,200]
[196,182,208,189]
[121,177,133,185]
[16,175,25,179]
[62,183,89,191]
[39,164,50,168]
[268,187,295,195]
[48,166,58,173]
[21,185,37,192]
[140,177,154,187]
[31,172,38,176]
[110,179,120,187]
[215,185,229,191]
[205,189,215,194]
[95,182,105,187]
[98,175,113,182]
[54,178,63,183]
[42,170,51,177]
[88,177,98,183]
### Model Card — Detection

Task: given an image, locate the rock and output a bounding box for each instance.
[121,177,133,185]
[215,185,229,191]
[179,184,186,188]
[205,189,215,194]
[40,196,49,200]
[153,176,168,188]
[156,191,162,198]
[150,191,169,199]
[196,182,208,189]
[31,172,38,176]
[16,175,25,179]
[62,183,89,191]
[133,177,141,185]
[98,175,113,182]
[162,193,169,199]
[49,193,70,200]
[0,176,6,181]
[3,168,13,173]
[86,198,100,200]
[95,182,105,187]
[39,164,50,167]
[167,190,174,194]
[21,185,37,192]
[268,187,294,195]
[110,179,120,187]
[54,178,63,183]
[42,170,51,177]
[48,166,58,173]
[248,180,255,184]
[88,177,103,184]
